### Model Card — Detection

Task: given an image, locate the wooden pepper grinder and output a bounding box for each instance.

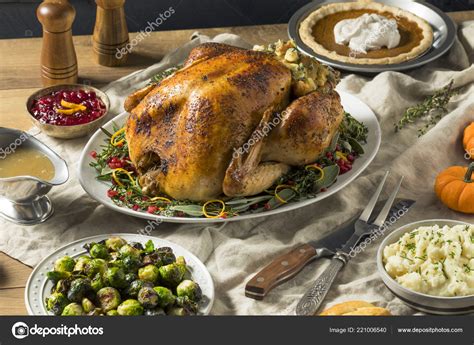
[93,0,129,66]
[37,0,78,86]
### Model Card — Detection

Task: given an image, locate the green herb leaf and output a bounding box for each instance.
[348,137,364,155]
[144,240,154,253]
[394,80,458,136]
[169,205,204,217]
[312,165,340,191]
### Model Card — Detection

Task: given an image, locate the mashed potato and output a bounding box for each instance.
[383,224,474,297]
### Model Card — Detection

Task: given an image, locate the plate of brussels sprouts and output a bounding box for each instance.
[25,234,214,316]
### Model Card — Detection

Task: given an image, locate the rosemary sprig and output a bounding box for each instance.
[394,80,458,136]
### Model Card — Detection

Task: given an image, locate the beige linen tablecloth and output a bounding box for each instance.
[1,23,473,315]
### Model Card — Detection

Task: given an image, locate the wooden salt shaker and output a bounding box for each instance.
[93,0,129,66]
[37,0,78,86]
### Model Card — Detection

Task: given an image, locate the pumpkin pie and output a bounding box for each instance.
[299,1,433,65]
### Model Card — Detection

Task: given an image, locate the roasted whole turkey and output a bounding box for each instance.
[124,41,344,201]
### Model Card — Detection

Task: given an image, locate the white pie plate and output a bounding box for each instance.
[25,233,215,315]
[78,90,381,223]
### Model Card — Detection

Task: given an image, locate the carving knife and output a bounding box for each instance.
[245,198,415,300]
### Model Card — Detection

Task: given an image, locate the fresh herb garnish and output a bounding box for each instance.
[394,80,458,136]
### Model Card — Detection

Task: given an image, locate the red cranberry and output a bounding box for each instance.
[107,190,118,198]
[147,206,158,214]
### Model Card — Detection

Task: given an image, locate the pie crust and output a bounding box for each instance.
[299,1,434,65]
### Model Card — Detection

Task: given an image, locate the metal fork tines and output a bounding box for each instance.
[342,172,405,254]
[295,173,406,316]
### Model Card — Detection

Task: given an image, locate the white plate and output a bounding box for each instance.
[78,90,381,223]
[25,233,215,315]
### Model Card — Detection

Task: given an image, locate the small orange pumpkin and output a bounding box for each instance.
[464,122,474,159]
[435,162,474,214]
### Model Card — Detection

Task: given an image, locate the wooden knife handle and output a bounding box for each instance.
[245,244,318,300]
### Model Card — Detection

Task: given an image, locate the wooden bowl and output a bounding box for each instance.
[26,84,110,139]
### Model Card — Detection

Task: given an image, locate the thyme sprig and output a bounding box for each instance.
[394,80,458,137]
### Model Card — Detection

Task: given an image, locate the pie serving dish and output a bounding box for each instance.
[288,0,456,73]
[78,90,381,223]
[25,233,215,315]
[377,219,474,315]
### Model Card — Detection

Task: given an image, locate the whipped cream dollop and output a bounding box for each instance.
[333,13,401,54]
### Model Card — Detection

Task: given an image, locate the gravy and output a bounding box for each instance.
[0,147,55,180]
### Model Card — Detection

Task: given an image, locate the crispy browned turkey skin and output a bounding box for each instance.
[125,43,343,201]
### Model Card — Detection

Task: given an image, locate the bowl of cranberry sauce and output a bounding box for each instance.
[27,84,110,139]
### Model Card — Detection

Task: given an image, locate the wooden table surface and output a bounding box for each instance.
[1,12,473,315]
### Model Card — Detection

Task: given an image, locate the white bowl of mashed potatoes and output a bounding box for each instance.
[377,219,474,315]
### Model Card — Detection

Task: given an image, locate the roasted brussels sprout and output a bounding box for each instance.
[167,306,192,316]
[61,303,84,316]
[105,236,127,252]
[91,273,104,292]
[123,255,140,273]
[157,247,176,265]
[109,251,120,262]
[176,256,188,276]
[44,237,204,317]
[175,296,198,314]
[176,256,186,266]
[85,258,107,278]
[67,278,91,303]
[105,266,127,289]
[158,263,184,287]
[137,286,159,309]
[138,264,160,283]
[96,287,121,312]
[177,280,202,301]
[153,286,176,308]
[54,256,75,273]
[87,308,103,316]
[119,244,141,260]
[46,270,71,282]
[130,242,144,250]
[117,299,144,316]
[142,247,176,267]
[125,273,137,284]
[53,279,71,295]
[45,292,69,315]
[145,308,166,316]
[81,297,96,313]
[89,243,109,259]
[74,256,91,272]
[125,280,152,299]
